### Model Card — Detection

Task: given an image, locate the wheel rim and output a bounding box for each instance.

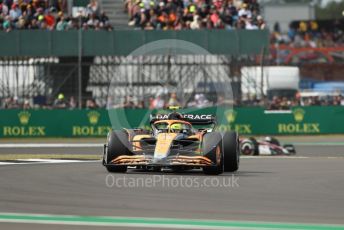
[241,141,254,155]
[216,145,221,165]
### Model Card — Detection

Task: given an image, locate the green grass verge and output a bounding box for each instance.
[0,138,105,143]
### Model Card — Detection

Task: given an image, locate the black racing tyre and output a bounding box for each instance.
[104,130,130,173]
[240,138,256,156]
[222,131,239,172]
[283,144,296,154]
[202,132,224,175]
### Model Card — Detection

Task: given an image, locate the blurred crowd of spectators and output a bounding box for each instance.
[0,93,99,109]
[120,92,214,109]
[248,94,344,110]
[1,92,344,110]
[125,0,265,30]
[271,20,344,48]
[117,92,344,110]
[0,0,112,31]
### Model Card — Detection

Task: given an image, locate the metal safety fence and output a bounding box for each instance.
[0,55,262,109]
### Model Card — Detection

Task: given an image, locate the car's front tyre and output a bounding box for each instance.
[202,132,224,175]
[104,130,129,173]
[223,131,239,172]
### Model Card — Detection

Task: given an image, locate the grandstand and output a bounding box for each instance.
[0,0,344,110]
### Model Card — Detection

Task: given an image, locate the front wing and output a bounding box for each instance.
[103,142,216,167]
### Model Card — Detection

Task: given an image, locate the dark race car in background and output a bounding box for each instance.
[240,136,296,156]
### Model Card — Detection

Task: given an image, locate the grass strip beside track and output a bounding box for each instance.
[0,213,343,230]
[0,138,105,143]
[0,154,101,161]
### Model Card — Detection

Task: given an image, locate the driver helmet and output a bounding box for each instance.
[168,112,183,120]
[170,123,182,133]
[264,136,272,143]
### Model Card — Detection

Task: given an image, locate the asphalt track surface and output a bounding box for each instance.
[0,139,344,229]
[1,143,344,157]
[1,135,344,156]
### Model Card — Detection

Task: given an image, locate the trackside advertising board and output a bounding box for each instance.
[0,106,343,137]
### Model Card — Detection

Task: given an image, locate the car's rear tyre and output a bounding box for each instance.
[240,139,255,155]
[104,130,129,173]
[202,132,224,175]
[223,131,239,172]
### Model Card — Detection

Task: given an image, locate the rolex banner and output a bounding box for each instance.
[0,107,344,137]
[0,110,112,137]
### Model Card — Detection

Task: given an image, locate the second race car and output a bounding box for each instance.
[240,136,296,156]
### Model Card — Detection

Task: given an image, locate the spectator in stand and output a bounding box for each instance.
[56,13,67,30]
[166,92,180,107]
[245,15,258,30]
[256,15,265,29]
[53,93,67,108]
[86,98,99,109]
[52,0,68,12]
[187,93,212,108]
[190,14,200,29]
[279,97,290,110]
[23,98,31,109]
[123,95,135,108]
[9,3,21,20]
[268,96,281,110]
[87,13,98,28]
[86,0,99,15]
[151,93,165,109]
[238,3,251,18]
[69,96,77,109]
[99,11,110,27]
[137,100,145,108]
[45,8,56,30]
[0,2,9,15]
[339,95,344,106]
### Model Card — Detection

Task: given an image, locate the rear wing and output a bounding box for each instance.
[150,114,216,126]
[183,114,216,125]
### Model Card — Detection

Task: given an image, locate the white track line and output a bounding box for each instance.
[0,143,102,148]
[0,159,100,166]
[0,212,341,230]
[17,159,98,163]
[0,219,270,230]
[241,156,309,159]
[0,162,19,165]
[241,156,344,159]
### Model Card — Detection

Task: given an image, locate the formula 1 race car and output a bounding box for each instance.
[103,110,239,175]
[240,136,296,156]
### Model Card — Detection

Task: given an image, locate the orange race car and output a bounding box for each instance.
[102,110,239,175]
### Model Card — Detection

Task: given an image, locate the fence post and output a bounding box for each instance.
[78,15,82,109]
